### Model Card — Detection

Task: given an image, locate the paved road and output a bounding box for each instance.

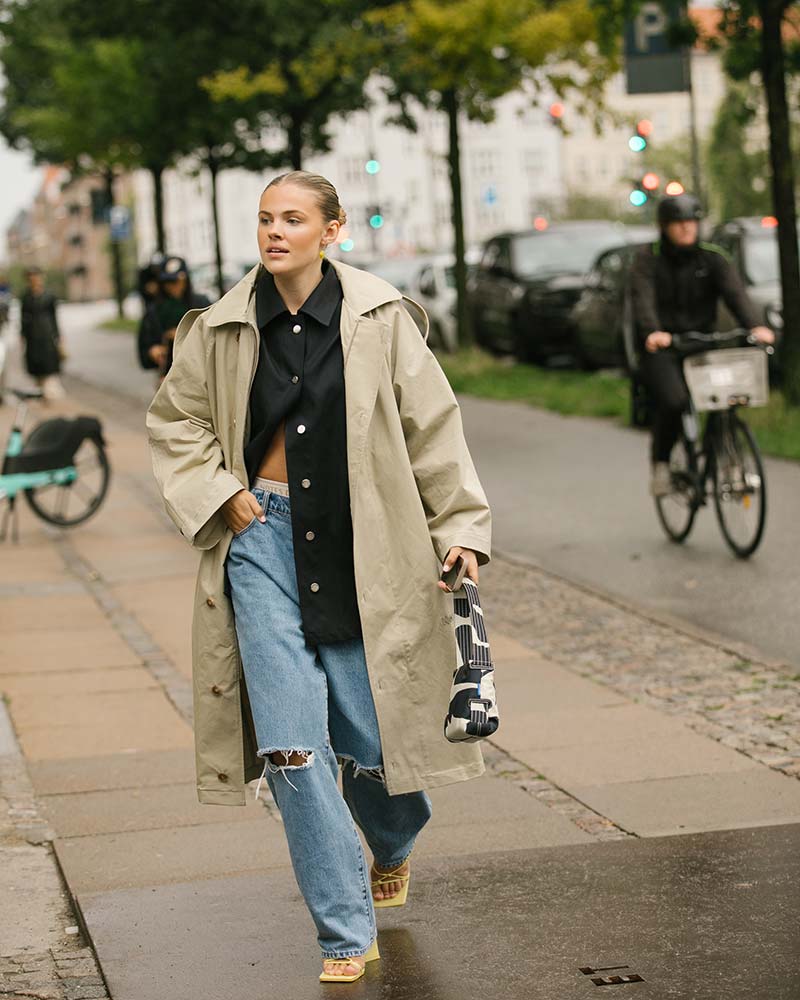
[460,395,800,668]
[48,300,800,667]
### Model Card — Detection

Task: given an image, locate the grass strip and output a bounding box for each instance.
[100,317,138,333]
[439,347,800,463]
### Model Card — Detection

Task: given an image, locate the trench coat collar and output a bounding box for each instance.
[203,259,402,331]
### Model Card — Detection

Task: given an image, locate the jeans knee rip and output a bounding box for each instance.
[337,754,386,785]
[254,747,314,798]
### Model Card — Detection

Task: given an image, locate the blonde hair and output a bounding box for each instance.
[264,170,347,227]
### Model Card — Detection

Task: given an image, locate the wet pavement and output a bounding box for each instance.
[77,823,800,1000]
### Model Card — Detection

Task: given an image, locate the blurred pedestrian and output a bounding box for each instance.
[20,267,65,400]
[630,193,774,497]
[137,256,210,382]
[137,251,165,310]
[147,171,491,983]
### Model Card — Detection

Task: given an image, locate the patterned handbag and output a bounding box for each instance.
[444,579,499,742]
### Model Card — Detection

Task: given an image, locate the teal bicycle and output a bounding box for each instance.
[0,388,110,541]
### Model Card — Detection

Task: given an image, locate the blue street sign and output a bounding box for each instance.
[482,185,497,206]
[109,205,131,242]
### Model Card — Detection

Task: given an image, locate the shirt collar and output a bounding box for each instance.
[256,259,342,330]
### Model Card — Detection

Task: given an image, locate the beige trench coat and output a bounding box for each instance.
[146,259,492,805]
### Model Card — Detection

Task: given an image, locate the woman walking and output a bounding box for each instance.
[146,171,491,982]
[20,267,65,400]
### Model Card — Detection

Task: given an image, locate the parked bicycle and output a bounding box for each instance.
[655,329,773,559]
[0,388,110,542]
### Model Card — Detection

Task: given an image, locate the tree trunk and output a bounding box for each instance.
[760,0,800,403]
[443,88,470,348]
[150,164,166,254]
[288,115,303,170]
[207,151,225,300]
[104,168,125,319]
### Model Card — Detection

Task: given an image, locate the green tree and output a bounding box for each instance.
[358,0,616,346]
[707,83,772,221]
[714,0,800,401]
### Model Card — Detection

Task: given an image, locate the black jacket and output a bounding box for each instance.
[20,291,61,377]
[630,239,760,347]
[137,292,210,371]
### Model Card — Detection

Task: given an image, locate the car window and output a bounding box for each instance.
[511,229,624,278]
[481,240,510,272]
[742,230,800,285]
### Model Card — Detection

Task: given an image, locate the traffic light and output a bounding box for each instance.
[642,172,660,193]
[628,119,653,153]
[629,187,648,207]
[365,159,380,175]
[548,102,565,126]
[366,205,384,229]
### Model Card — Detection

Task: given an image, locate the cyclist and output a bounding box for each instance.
[629,192,774,497]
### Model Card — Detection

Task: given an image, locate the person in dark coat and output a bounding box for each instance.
[20,267,65,399]
[137,256,210,381]
[137,252,165,310]
[629,194,774,497]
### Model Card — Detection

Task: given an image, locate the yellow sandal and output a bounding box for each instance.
[319,939,380,983]
[371,860,411,909]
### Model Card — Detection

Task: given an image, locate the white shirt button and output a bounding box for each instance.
[292,324,302,334]
[305,530,315,541]
[310,582,320,593]
[297,424,306,434]
[301,478,311,489]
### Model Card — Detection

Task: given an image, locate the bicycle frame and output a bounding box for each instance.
[681,403,737,507]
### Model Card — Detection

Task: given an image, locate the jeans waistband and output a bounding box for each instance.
[253,477,290,497]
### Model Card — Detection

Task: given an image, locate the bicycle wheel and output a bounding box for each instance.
[655,436,699,543]
[24,436,110,527]
[712,413,766,558]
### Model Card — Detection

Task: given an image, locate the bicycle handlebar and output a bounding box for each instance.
[670,329,775,356]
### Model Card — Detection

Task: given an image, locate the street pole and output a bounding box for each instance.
[686,48,703,204]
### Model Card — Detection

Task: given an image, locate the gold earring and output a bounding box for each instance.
[320,249,325,258]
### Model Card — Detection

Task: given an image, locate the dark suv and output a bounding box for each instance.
[468,221,646,364]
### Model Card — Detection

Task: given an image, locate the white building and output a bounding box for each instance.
[132,84,563,275]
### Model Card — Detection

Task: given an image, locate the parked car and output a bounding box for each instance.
[414,250,481,352]
[710,217,795,340]
[468,222,650,364]
[363,252,480,348]
[570,243,643,370]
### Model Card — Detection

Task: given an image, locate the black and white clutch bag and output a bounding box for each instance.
[444,579,499,742]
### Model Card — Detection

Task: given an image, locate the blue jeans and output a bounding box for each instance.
[226,483,432,959]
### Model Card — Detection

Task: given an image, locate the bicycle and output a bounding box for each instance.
[0,387,111,542]
[654,329,773,559]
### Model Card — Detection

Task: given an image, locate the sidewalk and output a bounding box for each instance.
[2,370,800,999]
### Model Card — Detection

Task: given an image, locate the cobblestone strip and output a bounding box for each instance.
[482,552,800,781]
[1,706,110,1000]
[481,741,631,842]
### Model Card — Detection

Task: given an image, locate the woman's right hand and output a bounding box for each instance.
[222,489,266,534]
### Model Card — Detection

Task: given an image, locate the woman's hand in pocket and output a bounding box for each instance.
[222,490,266,534]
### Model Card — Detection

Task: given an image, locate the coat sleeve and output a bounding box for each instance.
[711,251,761,330]
[146,309,244,549]
[390,302,491,567]
[629,247,662,344]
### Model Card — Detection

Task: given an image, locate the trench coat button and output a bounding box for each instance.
[206,597,216,608]
[292,323,302,334]
[217,772,229,782]
[297,424,306,434]
[211,684,222,696]
[301,478,311,489]
[305,530,315,541]
[310,582,320,593]
[291,375,299,384]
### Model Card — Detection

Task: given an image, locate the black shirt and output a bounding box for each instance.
[630,239,761,345]
[245,261,361,646]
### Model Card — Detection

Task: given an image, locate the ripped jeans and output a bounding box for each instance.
[226,483,432,960]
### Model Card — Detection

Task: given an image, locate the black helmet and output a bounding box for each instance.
[658,193,703,227]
